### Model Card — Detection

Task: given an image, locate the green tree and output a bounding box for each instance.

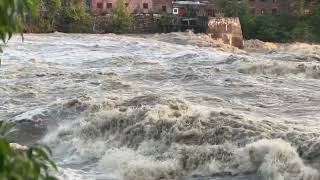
[0,0,36,66]
[308,0,320,41]
[0,0,36,44]
[279,0,306,16]
[57,0,93,33]
[291,20,314,41]
[112,0,132,33]
[26,0,62,33]
[216,0,250,17]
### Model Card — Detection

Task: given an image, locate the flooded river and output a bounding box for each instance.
[1,33,320,180]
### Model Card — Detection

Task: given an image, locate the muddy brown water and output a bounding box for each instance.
[1,33,320,180]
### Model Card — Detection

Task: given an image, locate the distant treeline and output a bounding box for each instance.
[25,0,97,33]
[217,0,320,43]
[25,0,132,33]
[27,0,320,43]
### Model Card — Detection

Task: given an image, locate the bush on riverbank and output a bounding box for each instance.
[24,0,320,43]
[111,0,132,33]
[56,0,94,33]
[25,0,94,33]
[25,0,61,33]
[240,14,320,43]
[218,0,320,43]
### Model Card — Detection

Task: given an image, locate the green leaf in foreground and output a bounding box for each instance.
[0,122,58,179]
[0,0,35,43]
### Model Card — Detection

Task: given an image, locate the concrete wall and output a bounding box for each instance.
[93,14,161,33]
[207,17,244,49]
[131,14,160,33]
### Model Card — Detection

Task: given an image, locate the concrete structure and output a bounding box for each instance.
[172,1,215,17]
[91,0,172,14]
[207,17,244,49]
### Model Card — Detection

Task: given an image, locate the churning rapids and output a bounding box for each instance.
[1,33,320,180]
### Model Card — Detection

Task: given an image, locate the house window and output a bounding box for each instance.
[162,6,166,12]
[272,8,277,15]
[125,3,129,7]
[97,2,103,9]
[261,8,266,14]
[107,3,112,9]
[173,8,179,14]
[143,3,148,9]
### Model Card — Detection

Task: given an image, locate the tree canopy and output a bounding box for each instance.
[0,0,36,44]
[112,0,132,33]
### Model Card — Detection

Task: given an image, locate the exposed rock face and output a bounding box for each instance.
[207,17,244,49]
[10,143,28,153]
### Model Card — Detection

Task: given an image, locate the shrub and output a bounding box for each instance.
[216,0,250,17]
[25,0,62,33]
[0,0,36,43]
[309,0,320,41]
[0,122,57,179]
[57,0,94,33]
[111,0,132,33]
[216,0,320,43]
[240,14,319,43]
[291,20,314,41]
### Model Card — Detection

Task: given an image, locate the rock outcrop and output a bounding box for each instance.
[10,143,28,153]
[207,17,244,49]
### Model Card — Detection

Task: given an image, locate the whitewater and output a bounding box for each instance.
[1,33,320,180]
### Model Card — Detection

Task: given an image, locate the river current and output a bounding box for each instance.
[1,33,320,180]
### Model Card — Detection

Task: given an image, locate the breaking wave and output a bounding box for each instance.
[238,61,320,79]
[2,33,320,180]
[41,95,320,180]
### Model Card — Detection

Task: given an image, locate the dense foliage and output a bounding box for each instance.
[57,0,94,33]
[25,0,132,34]
[0,123,57,180]
[24,0,94,33]
[217,0,320,43]
[0,1,58,179]
[216,0,250,17]
[112,0,132,33]
[0,0,36,44]
[25,0,61,33]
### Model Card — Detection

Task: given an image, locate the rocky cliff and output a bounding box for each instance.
[207,17,244,49]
